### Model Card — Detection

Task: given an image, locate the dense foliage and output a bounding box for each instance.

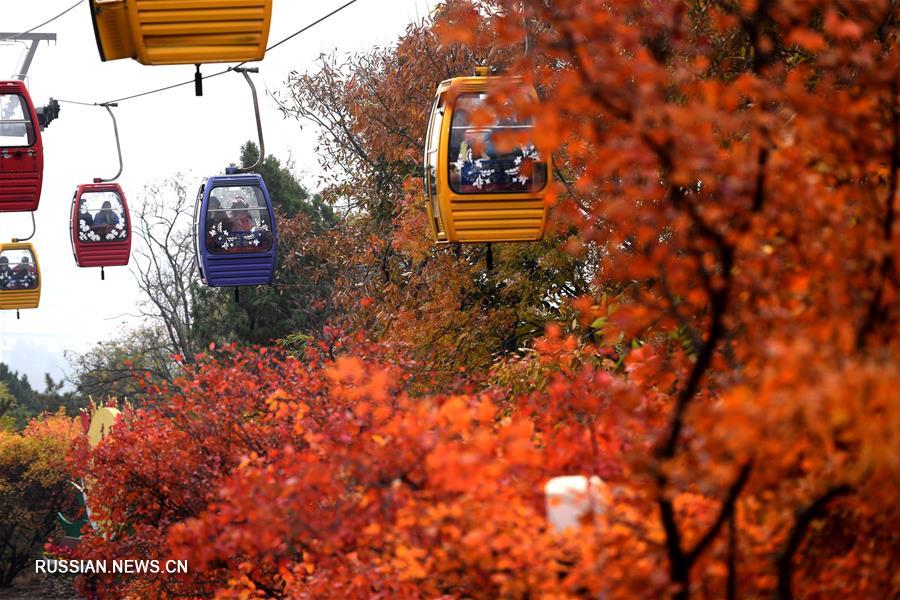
[0,413,80,587]
[65,1,899,599]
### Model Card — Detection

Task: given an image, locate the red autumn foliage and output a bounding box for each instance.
[69,1,900,599]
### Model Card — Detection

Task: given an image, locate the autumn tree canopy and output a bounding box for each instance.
[67,1,899,599]
[0,413,80,587]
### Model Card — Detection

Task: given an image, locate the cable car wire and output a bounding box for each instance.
[101,68,232,104]
[52,98,96,106]
[262,0,362,54]
[0,0,86,41]
[56,0,363,107]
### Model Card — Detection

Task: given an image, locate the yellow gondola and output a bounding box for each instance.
[89,0,273,65]
[0,242,41,315]
[423,68,549,244]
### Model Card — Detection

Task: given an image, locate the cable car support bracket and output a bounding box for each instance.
[96,102,123,183]
[12,212,36,243]
[0,32,56,80]
[231,67,264,173]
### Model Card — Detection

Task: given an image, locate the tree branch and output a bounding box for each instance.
[775,485,853,600]
[687,461,753,563]
[856,78,899,349]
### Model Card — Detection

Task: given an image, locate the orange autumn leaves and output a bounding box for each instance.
[69,348,569,598]
[68,343,712,598]
[67,1,900,599]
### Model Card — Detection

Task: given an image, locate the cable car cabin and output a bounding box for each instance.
[423,74,549,243]
[70,183,132,270]
[89,0,273,65]
[0,81,43,212]
[0,243,40,312]
[193,173,277,287]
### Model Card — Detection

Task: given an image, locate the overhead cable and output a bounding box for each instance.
[0,0,85,41]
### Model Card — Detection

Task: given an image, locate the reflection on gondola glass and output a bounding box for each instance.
[0,94,34,147]
[205,185,273,254]
[0,248,38,290]
[448,93,546,194]
[78,191,129,242]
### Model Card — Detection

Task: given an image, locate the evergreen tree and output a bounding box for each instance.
[0,364,83,428]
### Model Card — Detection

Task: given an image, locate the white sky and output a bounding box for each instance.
[0,0,435,388]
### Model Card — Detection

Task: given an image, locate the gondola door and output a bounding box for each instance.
[424,91,448,242]
[0,81,43,212]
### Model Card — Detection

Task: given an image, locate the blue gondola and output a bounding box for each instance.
[192,171,277,287]
[192,67,277,289]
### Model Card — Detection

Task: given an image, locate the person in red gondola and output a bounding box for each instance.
[79,208,94,229]
[93,200,120,228]
[12,255,36,289]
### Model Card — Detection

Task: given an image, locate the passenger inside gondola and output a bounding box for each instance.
[78,192,128,242]
[79,208,94,229]
[205,186,272,254]
[227,198,255,233]
[94,200,121,228]
[0,249,38,290]
[13,256,36,285]
[0,256,10,289]
[205,196,228,249]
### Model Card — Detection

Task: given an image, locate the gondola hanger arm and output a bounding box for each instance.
[12,212,36,242]
[231,67,265,173]
[97,102,123,183]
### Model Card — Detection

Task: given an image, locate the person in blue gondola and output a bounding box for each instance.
[0,256,11,289]
[206,196,229,251]
[228,198,254,231]
[226,198,256,252]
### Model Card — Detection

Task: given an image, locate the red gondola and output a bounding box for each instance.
[69,103,131,279]
[69,182,131,276]
[0,80,43,212]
